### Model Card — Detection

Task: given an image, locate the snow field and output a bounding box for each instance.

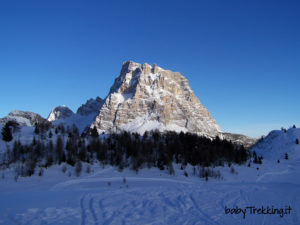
[0,157,299,225]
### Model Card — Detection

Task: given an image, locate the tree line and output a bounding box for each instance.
[1,121,250,177]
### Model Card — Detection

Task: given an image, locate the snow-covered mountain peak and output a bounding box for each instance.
[121,61,142,73]
[93,61,222,137]
[47,98,104,133]
[110,61,167,95]
[109,61,142,95]
[8,110,29,117]
[109,61,191,100]
[0,110,46,126]
[47,105,74,122]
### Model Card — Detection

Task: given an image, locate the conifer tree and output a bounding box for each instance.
[48,130,53,139]
[1,122,13,142]
[32,136,36,145]
[55,136,65,163]
[75,161,82,176]
[90,126,99,138]
[34,123,40,134]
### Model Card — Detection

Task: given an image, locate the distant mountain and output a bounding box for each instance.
[77,97,104,116]
[222,133,257,148]
[47,97,103,132]
[0,110,47,126]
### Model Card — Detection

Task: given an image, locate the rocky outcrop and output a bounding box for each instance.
[92,61,222,137]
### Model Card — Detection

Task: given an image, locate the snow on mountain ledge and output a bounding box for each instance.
[114,115,189,135]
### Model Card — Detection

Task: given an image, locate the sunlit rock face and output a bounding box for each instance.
[92,61,221,137]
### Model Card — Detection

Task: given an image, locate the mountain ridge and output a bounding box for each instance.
[0,61,256,147]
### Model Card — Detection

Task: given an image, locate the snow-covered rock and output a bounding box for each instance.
[76,97,104,116]
[93,61,222,137]
[0,110,47,126]
[47,98,103,133]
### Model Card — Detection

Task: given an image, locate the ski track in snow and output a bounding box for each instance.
[1,158,300,225]
[80,195,99,225]
[80,196,86,225]
[51,176,191,190]
[75,189,228,225]
[1,182,299,225]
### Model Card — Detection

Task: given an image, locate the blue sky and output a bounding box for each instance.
[0,0,299,137]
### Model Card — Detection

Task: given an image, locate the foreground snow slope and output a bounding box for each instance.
[0,127,299,225]
[0,155,299,225]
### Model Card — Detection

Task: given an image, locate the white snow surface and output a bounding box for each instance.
[0,160,299,225]
[0,127,299,225]
[251,127,300,160]
[118,115,188,135]
[51,113,98,133]
[112,92,134,106]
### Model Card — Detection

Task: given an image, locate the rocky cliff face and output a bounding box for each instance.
[92,61,222,137]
